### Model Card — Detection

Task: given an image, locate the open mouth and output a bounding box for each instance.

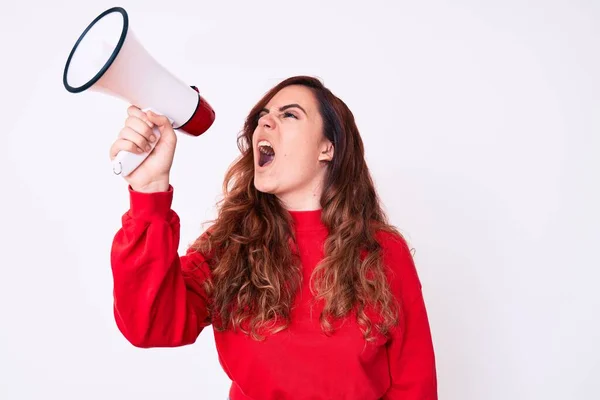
[258,140,275,167]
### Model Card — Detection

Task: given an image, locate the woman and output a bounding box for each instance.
[109,76,438,399]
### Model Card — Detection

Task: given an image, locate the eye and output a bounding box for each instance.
[283,111,298,119]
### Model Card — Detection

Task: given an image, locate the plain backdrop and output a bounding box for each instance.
[1,0,598,399]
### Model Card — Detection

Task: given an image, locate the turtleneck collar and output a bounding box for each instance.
[288,209,326,232]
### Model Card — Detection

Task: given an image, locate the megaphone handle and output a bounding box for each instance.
[112,108,173,177]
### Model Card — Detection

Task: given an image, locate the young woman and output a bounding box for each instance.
[109,76,438,399]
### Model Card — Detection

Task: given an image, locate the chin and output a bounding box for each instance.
[253,175,278,194]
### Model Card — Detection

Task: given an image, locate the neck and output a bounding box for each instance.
[277,180,324,211]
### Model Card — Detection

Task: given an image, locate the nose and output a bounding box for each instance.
[258,113,275,130]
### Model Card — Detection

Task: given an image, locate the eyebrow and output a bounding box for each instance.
[259,103,308,117]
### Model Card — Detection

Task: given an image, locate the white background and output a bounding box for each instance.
[1,0,598,399]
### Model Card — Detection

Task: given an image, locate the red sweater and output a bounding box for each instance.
[110,185,437,400]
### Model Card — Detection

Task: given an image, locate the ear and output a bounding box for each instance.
[318,141,334,162]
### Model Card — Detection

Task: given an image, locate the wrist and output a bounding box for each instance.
[133,178,170,193]
[128,183,173,220]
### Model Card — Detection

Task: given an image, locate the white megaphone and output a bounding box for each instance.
[63,6,215,177]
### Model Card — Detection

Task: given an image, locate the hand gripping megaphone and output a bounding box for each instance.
[62,6,215,177]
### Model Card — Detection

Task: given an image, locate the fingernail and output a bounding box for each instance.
[149,135,156,142]
[146,144,151,151]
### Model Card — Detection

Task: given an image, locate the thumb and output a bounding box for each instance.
[145,110,174,137]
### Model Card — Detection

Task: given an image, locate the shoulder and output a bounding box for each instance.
[374,229,413,265]
[375,229,423,304]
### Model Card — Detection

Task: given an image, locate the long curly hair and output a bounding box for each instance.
[190,76,403,342]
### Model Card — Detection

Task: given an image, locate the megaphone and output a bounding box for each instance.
[62,6,215,177]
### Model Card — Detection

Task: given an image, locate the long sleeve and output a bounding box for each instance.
[110,185,212,348]
[380,233,438,400]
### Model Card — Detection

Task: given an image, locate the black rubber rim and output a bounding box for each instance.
[63,7,129,93]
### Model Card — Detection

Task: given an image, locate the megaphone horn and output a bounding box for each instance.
[63,6,215,177]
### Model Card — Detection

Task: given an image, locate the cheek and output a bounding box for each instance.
[279,135,318,165]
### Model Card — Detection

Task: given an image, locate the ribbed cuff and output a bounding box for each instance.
[128,184,174,220]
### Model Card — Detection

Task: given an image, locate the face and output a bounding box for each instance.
[252,85,334,210]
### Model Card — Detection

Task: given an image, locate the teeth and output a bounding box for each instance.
[258,139,275,155]
[258,140,272,148]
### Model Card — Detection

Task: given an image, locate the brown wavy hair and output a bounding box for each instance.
[190,76,403,342]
